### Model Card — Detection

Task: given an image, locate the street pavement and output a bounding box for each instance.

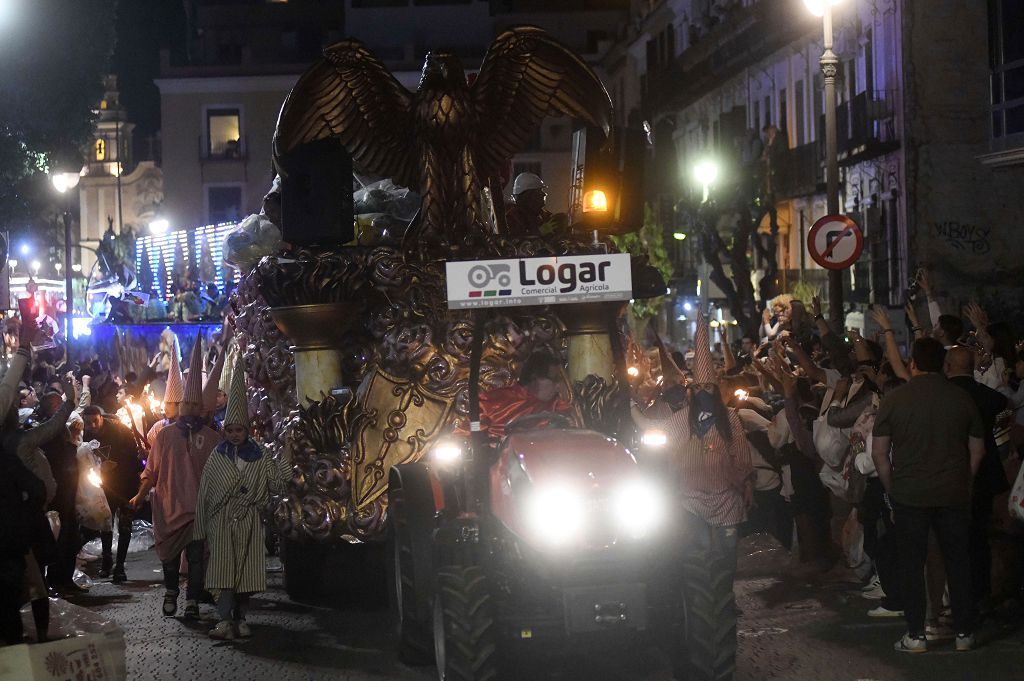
[62,536,1024,681]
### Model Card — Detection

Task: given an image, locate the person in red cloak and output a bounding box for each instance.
[477,351,573,439]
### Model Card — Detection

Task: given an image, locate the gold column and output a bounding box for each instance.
[558,302,625,383]
[269,303,355,404]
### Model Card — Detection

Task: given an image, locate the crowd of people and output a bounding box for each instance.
[0,316,290,646]
[631,268,1023,654]
[2,263,1022,663]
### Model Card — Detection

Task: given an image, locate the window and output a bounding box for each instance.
[207,186,243,224]
[95,139,106,161]
[795,80,805,145]
[779,88,788,143]
[989,0,1024,138]
[207,108,241,158]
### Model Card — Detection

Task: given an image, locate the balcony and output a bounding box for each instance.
[772,90,900,199]
[773,140,823,199]
[833,90,900,164]
[642,0,817,115]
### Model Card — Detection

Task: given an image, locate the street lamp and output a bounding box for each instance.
[806,0,845,326]
[149,218,170,235]
[30,260,39,277]
[693,158,719,203]
[51,170,80,354]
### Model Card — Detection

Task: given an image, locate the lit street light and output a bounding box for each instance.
[149,218,170,234]
[0,0,17,29]
[693,159,719,203]
[30,260,40,276]
[19,243,29,256]
[51,169,80,357]
[7,259,16,271]
[806,0,845,326]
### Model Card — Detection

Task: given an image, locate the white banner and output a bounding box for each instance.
[446,254,632,309]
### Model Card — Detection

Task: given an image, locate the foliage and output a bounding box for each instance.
[610,204,673,320]
[789,280,820,306]
[0,0,117,227]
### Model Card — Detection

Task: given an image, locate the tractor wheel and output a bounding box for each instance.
[387,479,435,665]
[433,566,500,681]
[675,550,737,681]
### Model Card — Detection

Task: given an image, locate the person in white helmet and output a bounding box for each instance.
[506,172,565,238]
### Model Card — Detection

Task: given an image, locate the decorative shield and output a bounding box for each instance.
[351,367,455,509]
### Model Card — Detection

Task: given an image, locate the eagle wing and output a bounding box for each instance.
[273,40,418,188]
[472,26,613,181]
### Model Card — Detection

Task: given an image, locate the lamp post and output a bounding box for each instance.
[51,170,80,354]
[693,158,719,310]
[806,0,844,326]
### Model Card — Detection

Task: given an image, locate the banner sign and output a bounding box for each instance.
[446,254,632,309]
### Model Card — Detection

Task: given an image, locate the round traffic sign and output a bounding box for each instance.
[807,215,864,270]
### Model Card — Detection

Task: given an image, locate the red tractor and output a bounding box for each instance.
[387,411,738,681]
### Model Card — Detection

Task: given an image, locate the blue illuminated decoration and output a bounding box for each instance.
[72,316,93,338]
[136,222,240,300]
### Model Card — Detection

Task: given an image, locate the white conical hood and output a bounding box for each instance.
[223,358,248,428]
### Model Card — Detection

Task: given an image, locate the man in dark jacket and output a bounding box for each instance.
[0,448,46,644]
[944,345,1010,606]
[42,417,85,593]
[82,406,143,583]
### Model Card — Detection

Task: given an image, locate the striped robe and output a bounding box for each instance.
[193,442,291,593]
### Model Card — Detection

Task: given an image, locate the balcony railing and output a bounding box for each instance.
[830,89,900,161]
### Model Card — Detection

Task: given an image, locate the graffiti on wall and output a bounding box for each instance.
[929,221,991,255]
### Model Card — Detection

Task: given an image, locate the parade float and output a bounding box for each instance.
[222,25,735,681]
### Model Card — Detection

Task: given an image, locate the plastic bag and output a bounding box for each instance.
[223,213,282,272]
[1009,458,1024,524]
[353,178,419,222]
[75,441,112,532]
[81,520,154,555]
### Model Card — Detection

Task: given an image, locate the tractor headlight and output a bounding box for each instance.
[431,440,462,465]
[640,430,667,447]
[524,484,587,547]
[613,479,667,539]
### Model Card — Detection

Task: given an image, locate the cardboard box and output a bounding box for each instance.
[0,598,126,680]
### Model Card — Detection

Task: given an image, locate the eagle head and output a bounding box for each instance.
[419,51,467,90]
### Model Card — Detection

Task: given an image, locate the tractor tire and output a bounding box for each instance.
[675,550,737,681]
[434,566,500,681]
[387,465,437,666]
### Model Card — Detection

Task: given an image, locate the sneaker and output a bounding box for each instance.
[861,575,881,592]
[162,592,178,617]
[955,633,975,652]
[111,566,127,584]
[894,633,927,653]
[868,605,904,618]
[925,622,954,641]
[209,620,236,640]
[183,600,200,620]
[861,583,886,600]
[235,620,252,638]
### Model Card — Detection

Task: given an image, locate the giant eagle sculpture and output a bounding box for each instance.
[272,26,613,251]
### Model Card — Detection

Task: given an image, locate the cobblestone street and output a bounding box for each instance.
[57,536,1024,681]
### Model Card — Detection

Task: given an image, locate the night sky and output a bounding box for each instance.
[111,0,187,144]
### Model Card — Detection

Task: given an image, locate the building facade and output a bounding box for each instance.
[79,76,164,276]
[607,0,1024,329]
